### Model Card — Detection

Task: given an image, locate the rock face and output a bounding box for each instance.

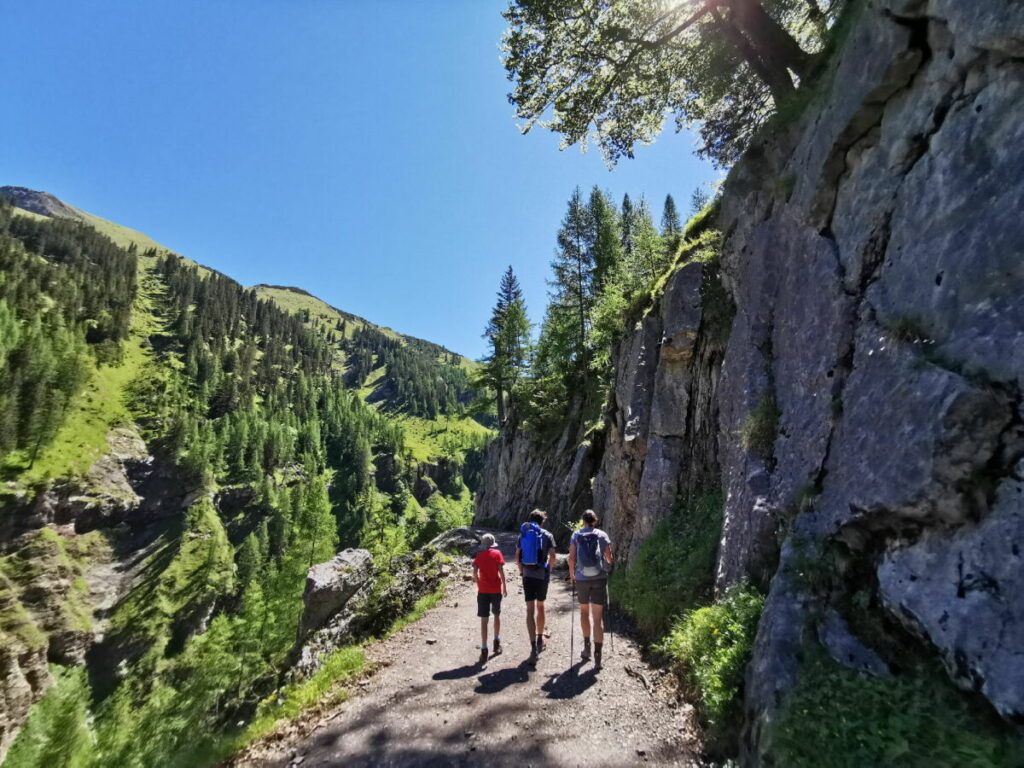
[472,411,602,540]
[592,260,726,562]
[473,0,1024,760]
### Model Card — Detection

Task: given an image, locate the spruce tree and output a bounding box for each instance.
[480,266,530,423]
[551,187,595,377]
[662,194,682,237]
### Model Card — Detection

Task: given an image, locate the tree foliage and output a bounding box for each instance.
[502,0,838,166]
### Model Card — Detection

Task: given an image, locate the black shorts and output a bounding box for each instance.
[477,593,502,617]
[576,578,608,606]
[522,576,550,602]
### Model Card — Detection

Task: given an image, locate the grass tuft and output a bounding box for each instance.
[772,654,1024,768]
[739,392,780,458]
[611,489,724,637]
[658,584,764,742]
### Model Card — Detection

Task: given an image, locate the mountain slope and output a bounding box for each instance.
[0,187,490,765]
[0,186,488,465]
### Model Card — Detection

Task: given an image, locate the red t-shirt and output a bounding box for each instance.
[472,547,505,594]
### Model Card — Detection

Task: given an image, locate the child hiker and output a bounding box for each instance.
[472,533,507,665]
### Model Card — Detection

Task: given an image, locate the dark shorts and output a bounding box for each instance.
[477,592,502,617]
[522,576,550,603]
[576,578,608,606]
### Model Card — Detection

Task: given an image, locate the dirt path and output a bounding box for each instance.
[239,532,704,768]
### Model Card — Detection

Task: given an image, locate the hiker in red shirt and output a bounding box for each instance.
[472,533,507,665]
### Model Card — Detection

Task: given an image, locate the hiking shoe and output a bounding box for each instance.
[493,638,503,656]
[536,635,546,653]
[580,639,592,662]
[477,648,489,666]
[594,642,603,670]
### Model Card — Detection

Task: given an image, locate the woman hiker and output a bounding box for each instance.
[568,509,614,669]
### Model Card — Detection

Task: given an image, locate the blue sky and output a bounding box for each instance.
[1,1,717,359]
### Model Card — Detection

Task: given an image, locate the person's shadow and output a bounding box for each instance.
[432,664,484,681]
[473,659,533,694]
[540,662,598,699]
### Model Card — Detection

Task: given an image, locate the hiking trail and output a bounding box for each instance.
[231,531,704,767]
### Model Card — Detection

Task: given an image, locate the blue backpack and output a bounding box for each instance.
[575,530,606,578]
[519,522,545,566]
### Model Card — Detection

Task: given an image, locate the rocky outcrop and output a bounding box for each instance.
[0,572,50,763]
[293,546,451,677]
[298,549,375,641]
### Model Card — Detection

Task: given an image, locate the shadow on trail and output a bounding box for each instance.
[474,659,533,694]
[432,663,483,681]
[540,662,599,699]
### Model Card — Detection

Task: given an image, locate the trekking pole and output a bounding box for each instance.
[608,566,614,656]
[570,581,575,666]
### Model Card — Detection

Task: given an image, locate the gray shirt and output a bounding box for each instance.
[571,527,611,581]
[518,528,556,580]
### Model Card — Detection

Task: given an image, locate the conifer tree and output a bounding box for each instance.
[479,266,530,423]
[620,193,637,259]
[550,187,595,377]
[588,187,623,293]
[662,194,682,238]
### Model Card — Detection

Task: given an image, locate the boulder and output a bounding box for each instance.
[429,527,484,557]
[298,549,374,639]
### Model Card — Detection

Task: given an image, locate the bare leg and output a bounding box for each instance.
[494,614,501,640]
[536,601,546,637]
[579,603,591,639]
[526,601,536,643]
[480,616,488,647]
[591,604,605,644]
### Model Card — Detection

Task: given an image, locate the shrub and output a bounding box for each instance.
[772,655,1024,768]
[611,489,724,637]
[658,584,764,738]
[739,392,780,458]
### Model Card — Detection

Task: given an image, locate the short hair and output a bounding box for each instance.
[581,510,598,526]
[528,509,547,524]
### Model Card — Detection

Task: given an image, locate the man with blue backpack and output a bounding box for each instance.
[568,509,614,670]
[515,509,557,666]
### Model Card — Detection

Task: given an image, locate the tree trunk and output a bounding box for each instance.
[496,386,506,425]
[713,7,794,102]
[729,0,810,78]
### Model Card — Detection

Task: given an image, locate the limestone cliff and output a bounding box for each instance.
[474,0,1024,761]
